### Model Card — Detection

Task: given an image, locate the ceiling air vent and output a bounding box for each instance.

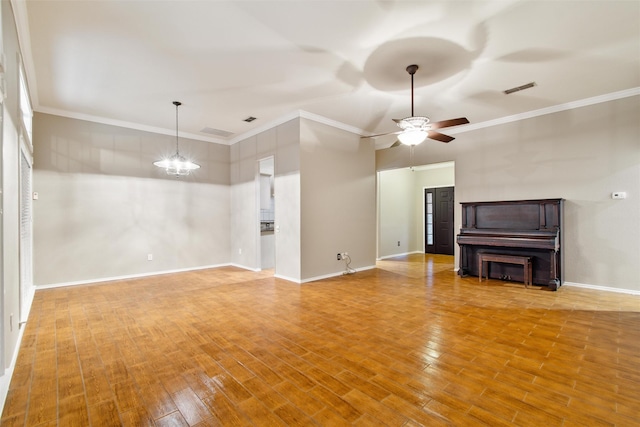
[243,116,257,122]
[200,127,234,137]
[504,82,536,95]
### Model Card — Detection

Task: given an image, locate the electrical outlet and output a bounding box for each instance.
[337,253,342,260]
[147,254,153,261]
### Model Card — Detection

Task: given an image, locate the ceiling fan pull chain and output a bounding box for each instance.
[410,145,415,171]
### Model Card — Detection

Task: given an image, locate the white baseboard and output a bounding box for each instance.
[377,251,422,260]
[273,273,301,283]
[34,262,356,290]
[563,281,640,295]
[0,282,36,410]
[300,265,377,284]
[227,263,261,272]
[22,284,36,323]
[0,320,28,416]
[36,263,232,290]
[275,265,378,284]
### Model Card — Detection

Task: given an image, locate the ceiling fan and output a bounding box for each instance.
[365,64,469,147]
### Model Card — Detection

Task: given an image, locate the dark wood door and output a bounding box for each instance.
[425,187,455,255]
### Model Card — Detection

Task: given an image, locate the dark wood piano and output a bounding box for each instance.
[457,199,563,290]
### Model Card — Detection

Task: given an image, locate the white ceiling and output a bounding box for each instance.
[16,0,640,149]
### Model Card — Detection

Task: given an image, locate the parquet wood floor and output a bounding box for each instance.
[2,254,639,426]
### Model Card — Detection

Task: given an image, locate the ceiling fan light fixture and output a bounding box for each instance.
[396,116,430,130]
[398,129,428,146]
[360,64,468,147]
[154,101,200,177]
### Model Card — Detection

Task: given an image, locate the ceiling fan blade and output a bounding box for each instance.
[391,118,402,123]
[361,130,401,139]
[427,131,454,143]
[429,117,469,130]
[390,141,401,148]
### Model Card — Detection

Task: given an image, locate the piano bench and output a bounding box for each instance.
[478,253,532,287]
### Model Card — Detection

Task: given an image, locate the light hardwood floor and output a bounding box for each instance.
[2,254,639,426]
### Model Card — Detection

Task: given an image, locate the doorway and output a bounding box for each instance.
[259,157,275,270]
[425,186,455,255]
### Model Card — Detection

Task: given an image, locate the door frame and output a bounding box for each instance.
[257,156,275,272]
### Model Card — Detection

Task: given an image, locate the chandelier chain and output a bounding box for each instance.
[174,101,181,155]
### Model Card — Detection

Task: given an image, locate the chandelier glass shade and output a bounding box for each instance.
[153,101,200,177]
[153,153,200,176]
[397,130,427,145]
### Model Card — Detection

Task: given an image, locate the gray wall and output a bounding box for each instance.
[377,95,640,292]
[32,113,231,285]
[230,119,301,280]
[377,168,415,258]
[300,119,376,280]
[32,112,376,288]
[230,117,377,282]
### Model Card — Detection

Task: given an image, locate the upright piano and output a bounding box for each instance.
[457,199,563,290]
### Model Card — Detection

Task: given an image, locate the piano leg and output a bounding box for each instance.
[458,246,469,277]
[548,250,560,291]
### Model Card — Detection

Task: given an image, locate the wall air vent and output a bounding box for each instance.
[504,82,536,95]
[243,116,257,122]
[200,127,234,137]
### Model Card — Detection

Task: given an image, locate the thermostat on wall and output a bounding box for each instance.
[611,192,626,199]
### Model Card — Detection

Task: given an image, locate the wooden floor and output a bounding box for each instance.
[2,254,639,426]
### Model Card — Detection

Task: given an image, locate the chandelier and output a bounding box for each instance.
[153,101,200,177]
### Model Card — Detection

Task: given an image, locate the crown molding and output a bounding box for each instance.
[35,106,226,144]
[226,109,367,145]
[298,110,367,136]
[226,110,301,145]
[35,86,640,147]
[412,161,455,171]
[446,87,640,135]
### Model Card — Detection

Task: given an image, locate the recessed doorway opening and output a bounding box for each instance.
[376,161,455,260]
[259,157,275,270]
